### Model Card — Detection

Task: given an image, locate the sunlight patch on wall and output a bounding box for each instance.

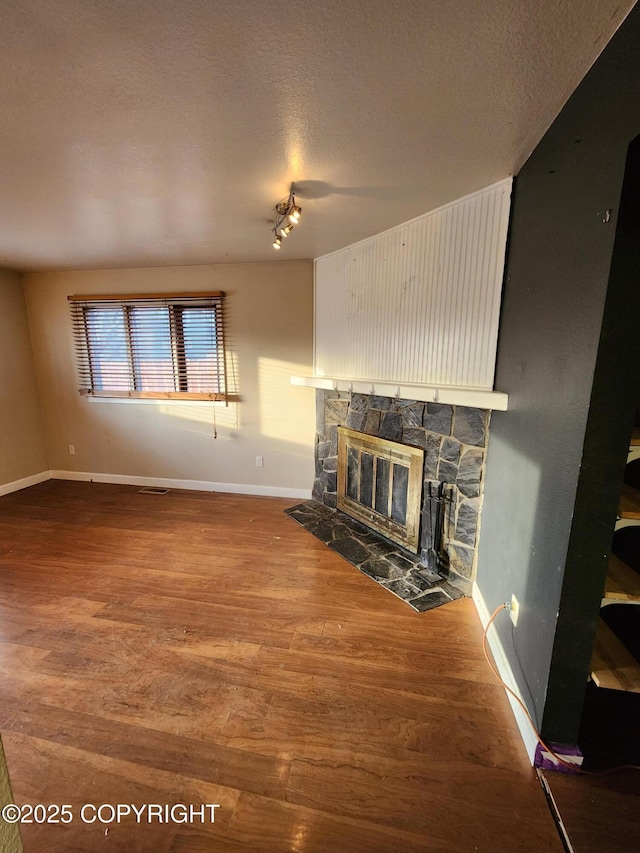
[258,358,313,446]
[158,401,239,433]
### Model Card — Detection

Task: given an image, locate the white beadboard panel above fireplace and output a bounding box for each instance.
[297,179,512,411]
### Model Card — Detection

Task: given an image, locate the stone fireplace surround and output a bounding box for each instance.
[310,389,490,597]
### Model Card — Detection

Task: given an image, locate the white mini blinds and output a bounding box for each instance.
[69,292,226,400]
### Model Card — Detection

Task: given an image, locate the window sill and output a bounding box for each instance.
[81,390,229,402]
[83,392,236,405]
[86,397,225,406]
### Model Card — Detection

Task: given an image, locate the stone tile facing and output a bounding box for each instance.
[360,557,405,581]
[457,448,483,498]
[323,455,338,473]
[438,460,458,485]
[285,500,465,612]
[455,497,479,548]
[349,392,369,413]
[438,437,461,484]
[448,543,474,579]
[331,536,370,565]
[400,402,425,427]
[312,478,324,501]
[411,589,456,612]
[452,406,489,447]
[369,395,392,410]
[423,403,453,435]
[325,399,349,425]
[441,437,462,465]
[313,390,489,588]
[379,411,403,441]
[383,578,422,601]
[317,439,330,461]
[424,434,442,480]
[364,409,381,435]
[345,409,367,431]
[328,424,339,457]
[402,427,427,449]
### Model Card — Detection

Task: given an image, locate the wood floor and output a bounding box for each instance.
[541,769,640,853]
[540,676,640,852]
[0,480,561,852]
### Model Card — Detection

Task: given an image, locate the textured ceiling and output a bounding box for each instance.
[0,0,634,271]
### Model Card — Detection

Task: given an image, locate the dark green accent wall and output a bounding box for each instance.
[476,6,640,741]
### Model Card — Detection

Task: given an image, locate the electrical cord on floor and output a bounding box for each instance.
[482,603,640,776]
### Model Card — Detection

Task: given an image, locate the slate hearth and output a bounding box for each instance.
[285,500,465,612]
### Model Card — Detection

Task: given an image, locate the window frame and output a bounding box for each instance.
[69,292,227,401]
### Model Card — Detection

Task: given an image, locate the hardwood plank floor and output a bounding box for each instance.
[541,770,640,852]
[0,480,561,852]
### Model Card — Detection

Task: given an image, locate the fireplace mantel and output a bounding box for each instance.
[291,375,508,411]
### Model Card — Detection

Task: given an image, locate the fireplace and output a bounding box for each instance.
[313,390,489,591]
[337,427,424,552]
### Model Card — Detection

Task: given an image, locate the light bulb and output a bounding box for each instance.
[273,235,282,250]
[282,224,293,237]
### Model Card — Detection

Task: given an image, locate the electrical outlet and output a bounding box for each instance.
[68,444,76,456]
[510,594,520,627]
[256,456,263,467]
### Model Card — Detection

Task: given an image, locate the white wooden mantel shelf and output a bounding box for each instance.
[290,376,508,411]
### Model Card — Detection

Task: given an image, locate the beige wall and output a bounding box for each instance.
[0,268,48,488]
[23,261,315,495]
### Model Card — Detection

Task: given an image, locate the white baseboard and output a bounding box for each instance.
[0,470,52,498]
[50,470,311,500]
[472,582,538,764]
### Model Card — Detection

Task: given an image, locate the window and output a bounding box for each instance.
[69,292,226,400]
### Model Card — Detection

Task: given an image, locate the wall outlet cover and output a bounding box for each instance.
[510,594,519,626]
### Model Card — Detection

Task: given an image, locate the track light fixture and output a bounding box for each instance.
[271,184,302,250]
